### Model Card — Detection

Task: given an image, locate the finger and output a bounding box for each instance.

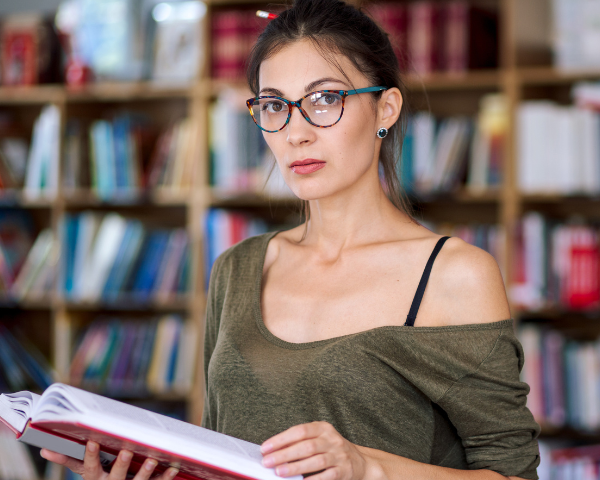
[84,441,105,480]
[108,450,134,480]
[274,454,333,477]
[263,438,328,467]
[155,467,179,480]
[303,467,340,480]
[132,458,158,480]
[262,422,328,454]
[40,449,85,475]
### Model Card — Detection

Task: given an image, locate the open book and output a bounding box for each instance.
[0,383,301,480]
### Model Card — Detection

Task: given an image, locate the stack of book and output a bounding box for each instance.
[510,212,600,312]
[402,113,473,195]
[0,13,62,86]
[61,212,189,305]
[64,116,197,199]
[518,84,600,195]
[0,212,57,302]
[211,9,268,80]
[146,118,198,192]
[368,0,498,75]
[204,208,269,285]
[0,424,38,480]
[70,315,197,398]
[0,324,54,393]
[520,325,600,432]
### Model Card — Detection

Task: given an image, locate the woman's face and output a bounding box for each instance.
[258,40,398,202]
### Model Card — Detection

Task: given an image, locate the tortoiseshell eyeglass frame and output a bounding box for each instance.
[246,86,389,133]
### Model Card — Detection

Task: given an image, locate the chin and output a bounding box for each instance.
[288,181,345,202]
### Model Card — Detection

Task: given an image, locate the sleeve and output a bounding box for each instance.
[435,327,541,480]
[201,253,226,430]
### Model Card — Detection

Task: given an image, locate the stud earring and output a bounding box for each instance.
[376,127,388,139]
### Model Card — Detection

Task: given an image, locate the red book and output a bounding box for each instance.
[408,2,442,75]
[369,4,409,71]
[565,229,600,310]
[0,384,300,480]
[442,1,469,73]
[212,10,245,80]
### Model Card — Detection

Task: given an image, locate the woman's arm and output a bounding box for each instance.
[260,422,528,480]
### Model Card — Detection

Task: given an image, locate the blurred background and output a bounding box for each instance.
[0,0,598,478]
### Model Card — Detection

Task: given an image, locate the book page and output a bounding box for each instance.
[88,393,262,461]
[0,391,41,433]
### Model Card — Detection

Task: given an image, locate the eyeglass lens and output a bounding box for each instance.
[250,92,344,131]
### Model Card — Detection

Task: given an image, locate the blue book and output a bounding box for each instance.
[400,121,414,192]
[63,213,79,296]
[90,121,116,199]
[132,230,170,301]
[165,317,182,389]
[103,221,145,301]
[112,115,131,190]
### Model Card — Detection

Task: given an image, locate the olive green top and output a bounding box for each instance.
[202,232,541,479]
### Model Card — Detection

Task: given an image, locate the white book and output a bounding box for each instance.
[72,212,100,300]
[0,384,300,480]
[412,112,436,193]
[579,109,600,194]
[11,229,54,300]
[173,320,199,395]
[81,213,128,301]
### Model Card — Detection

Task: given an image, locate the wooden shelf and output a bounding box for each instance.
[62,189,190,208]
[62,297,190,312]
[518,66,600,86]
[0,85,65,105]
[65,82,195,102]
[403,70,501,91]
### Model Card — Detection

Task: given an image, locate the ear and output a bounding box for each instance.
[377,88,403,129]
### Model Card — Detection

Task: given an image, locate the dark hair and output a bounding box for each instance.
[247,0,418,229]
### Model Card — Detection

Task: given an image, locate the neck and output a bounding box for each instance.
[299,167,414,256]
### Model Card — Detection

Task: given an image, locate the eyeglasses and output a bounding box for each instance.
[246,86,388,133]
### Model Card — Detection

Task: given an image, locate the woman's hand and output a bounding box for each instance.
[40,441,179,480]
[260,422,368,480]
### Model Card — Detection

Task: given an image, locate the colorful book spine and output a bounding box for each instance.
[70,315,196,397]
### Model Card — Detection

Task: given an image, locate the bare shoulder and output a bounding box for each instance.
[430,236,512,326]
[263,226,303,273]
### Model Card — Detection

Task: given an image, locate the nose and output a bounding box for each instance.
[285,103,315,146]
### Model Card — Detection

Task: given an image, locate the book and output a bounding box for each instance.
[0,383,300,480]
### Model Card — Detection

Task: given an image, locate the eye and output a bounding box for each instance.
[312,93,341,106]
[262,100,287,113]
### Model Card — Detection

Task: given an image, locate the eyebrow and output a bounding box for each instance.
[259,77,351,97]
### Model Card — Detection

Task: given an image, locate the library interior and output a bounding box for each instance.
[0,0,598,478]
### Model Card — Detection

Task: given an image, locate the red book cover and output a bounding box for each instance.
[369,4,409,71]
[22,422,263,480]
[566,230,600,310]
[408,2,442,75]
[212,11,245,80]
[443,1,469,73]
[1,29,37,85]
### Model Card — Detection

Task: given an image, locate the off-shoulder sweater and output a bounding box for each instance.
[202,232,541,479]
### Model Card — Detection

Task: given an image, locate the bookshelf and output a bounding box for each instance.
[2,0,600,476]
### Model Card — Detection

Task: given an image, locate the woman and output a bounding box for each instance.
[42,0,540,479]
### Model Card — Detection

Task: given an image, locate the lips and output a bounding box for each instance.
[290,159,326,175]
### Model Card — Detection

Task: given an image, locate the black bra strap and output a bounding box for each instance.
[404,236,451,327]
